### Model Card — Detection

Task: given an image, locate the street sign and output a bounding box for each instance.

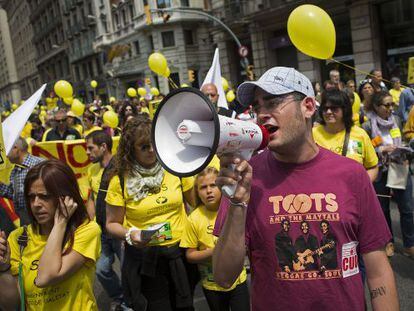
[238,45,249,58]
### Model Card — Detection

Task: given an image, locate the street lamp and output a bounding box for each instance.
[150,7,250,70]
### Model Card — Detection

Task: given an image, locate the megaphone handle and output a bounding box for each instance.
[221,165,237,198]
[221,149,254,198]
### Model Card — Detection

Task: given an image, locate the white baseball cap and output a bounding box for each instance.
[237,67,315,107]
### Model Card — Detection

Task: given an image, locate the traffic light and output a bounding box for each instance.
[144,3,152,25]
[246,65,254,81]
[188,70,195,83]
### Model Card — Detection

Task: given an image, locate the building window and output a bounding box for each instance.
[122,9,127,25]
[88,61,94,77]
[134,40,140,54]
[157,0,171,9]
[96,58,102,74]
[161,31,175,47]
[184,29,194,45]
[129,4,134,20]
[75,65,81,81]
[114,13,119,28]
[169,72,180,92]
[180,0,189,6]
[148,35,154,51]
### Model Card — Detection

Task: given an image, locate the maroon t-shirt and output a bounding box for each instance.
[214,147,391,311]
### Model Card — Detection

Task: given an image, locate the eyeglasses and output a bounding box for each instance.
[322,106,341,113]
[28,192,53,202]
[55,118,67,123]
[359,78,373,85]
[252,96,299,114]
[380,102,395,109]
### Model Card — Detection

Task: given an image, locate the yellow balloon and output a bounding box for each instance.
[54,80,73,98]
[45,97,52,104]
[103,111,119,129]
[71,99,85,116]
[63,97,73,105]
[137,87,147,97]
[226,90,236,102]
[162,67,171,78]
[90,80,98,88]
[148,52,168,76]
[127,88,137,97]
[109,96,116,103]
[40,110,47,117]
[287,5,336,60]
[180,83,189,88]
[150,87,159,96]
[11,103,18,110]
[222,77,229,92]
[40,106,46,111]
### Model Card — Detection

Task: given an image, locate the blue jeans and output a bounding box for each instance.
[96,233,124,301]
[374,171,414,248]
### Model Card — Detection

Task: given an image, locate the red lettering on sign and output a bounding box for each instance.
[67,143,90,168]
[32,143,66,162]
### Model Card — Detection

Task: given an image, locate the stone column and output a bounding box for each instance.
[349,1,381,82]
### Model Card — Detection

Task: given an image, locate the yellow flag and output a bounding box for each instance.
[0,117,14,185]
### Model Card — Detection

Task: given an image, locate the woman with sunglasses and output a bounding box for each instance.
[313,89,379,182]
[0,159,101,310]
[362,91,414,258]
[105,115,196,310]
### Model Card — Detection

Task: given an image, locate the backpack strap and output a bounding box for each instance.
[17,226,28,311]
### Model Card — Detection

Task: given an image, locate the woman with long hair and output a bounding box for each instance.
[313,89,378,182]
[363,91,414,258]
[105,115,196,310]
[0,159,101,310]
[180,167,249,311]
[118,101,139,128]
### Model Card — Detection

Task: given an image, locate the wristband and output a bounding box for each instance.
[0,263,11,273]
[229,199,248,208]
[125,227,139,246]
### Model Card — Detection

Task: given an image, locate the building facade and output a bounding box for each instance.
[212,0,414,86]
[28,0,71,96]
[1,1,41,100]
[0,8,20,108]
[94,0,216,98]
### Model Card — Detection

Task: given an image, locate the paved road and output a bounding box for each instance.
[95,203,414,310]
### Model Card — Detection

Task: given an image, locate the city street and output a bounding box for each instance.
[94,203,414,311]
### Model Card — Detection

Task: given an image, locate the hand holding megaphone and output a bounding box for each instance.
[152,88,268,198]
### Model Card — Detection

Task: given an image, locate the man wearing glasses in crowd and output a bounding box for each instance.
[44,109,81,141]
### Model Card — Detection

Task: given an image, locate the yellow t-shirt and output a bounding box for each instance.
[180,206,247,291]
[83,126,102,138]
[106,171,194,246]
[87,163,104,200]
[389,88,404,106]
[21,122,33,138]
[312,125,378,169]
[207,155,220,171]
[8,221,101,311]
[352,92,362,126]
[72,124,84,136]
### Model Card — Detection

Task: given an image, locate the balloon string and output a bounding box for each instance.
[330,58,411,89]
[168,77,179,89]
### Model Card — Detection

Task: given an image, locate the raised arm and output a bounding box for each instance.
[213,155,250,288]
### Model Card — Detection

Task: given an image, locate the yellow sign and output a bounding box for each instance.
[0,117,14,184]
[148,99,162,119]
[390,128,401,139]
[408,56,414,85]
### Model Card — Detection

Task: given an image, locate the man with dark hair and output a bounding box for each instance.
[213,66,398,310]
[274,219,295,272]
[44,109,81,141]
[0,138,43,225]
[85,130,127,311]
[369,69,388,92]
[294,220,319,271]
[318,220,338,273]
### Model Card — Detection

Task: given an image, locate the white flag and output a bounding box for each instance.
[201,48,228,109]
[3,84,46,155]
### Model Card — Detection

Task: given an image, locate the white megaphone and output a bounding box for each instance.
[151,88,269,197]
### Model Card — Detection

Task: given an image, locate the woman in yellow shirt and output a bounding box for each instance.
[105,115,195,310]
[313,89,379,182]
[0,159,101,311]
[180,167,249,311]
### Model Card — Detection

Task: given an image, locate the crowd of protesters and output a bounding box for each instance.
[0,66,413,310]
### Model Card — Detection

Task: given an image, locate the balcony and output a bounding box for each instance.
[93,33,114,52]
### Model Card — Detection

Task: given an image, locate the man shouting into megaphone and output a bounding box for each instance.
[213,67,398,311]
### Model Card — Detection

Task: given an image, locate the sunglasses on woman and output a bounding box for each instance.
[321,106,341,113]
